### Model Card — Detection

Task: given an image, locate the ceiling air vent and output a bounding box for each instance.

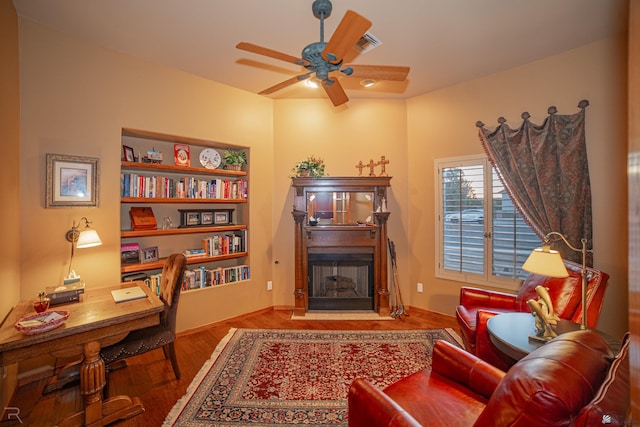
[354,32,383,54]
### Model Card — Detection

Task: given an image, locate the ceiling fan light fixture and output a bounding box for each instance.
[306,79,320,88]
[236,0,409,107]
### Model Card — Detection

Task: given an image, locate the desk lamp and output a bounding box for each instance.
[522,231,590,330]
[65,217,102,283]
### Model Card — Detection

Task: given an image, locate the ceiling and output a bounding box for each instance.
[12,0,628,101]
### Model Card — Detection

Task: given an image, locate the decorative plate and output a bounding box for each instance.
[15,310,69,335]
[199,148,222,169]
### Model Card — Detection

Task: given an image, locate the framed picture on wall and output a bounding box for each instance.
[46,153,99,208]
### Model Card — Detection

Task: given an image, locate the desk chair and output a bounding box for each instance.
[101,253,187,381]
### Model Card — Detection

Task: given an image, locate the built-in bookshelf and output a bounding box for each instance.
[120,128,250,291]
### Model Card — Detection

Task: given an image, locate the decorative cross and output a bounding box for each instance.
[378,156,390,176]
[367,159,377,177]
[355,161,365,176]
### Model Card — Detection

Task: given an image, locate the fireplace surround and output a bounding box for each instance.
[291,177,392,316]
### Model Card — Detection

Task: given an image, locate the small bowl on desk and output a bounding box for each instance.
[33,298,50,313]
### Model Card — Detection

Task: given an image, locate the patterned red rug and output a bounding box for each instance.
[163,328,462,426]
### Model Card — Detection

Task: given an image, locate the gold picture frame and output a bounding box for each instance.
[46,153,99,208]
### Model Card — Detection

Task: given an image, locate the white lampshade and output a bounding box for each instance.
[76,229,102,248]
[522,246,569,278]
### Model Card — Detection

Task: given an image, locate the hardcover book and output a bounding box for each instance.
[121,243,141,264]
[46,282,86,306]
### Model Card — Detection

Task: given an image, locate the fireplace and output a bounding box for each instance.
[308,253,374,310]
[291,177,392,316]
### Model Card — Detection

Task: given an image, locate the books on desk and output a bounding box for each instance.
[111,286,148,303]
[46,282,85,306]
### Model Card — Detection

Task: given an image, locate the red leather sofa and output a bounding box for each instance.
[455,260,609,369]
[348,330,630,427]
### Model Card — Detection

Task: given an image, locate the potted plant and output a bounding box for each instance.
[292,156,326,178]
[223,149,247,171]
[33,291,50,313]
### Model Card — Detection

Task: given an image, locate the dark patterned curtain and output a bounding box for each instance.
[476,100,592,266]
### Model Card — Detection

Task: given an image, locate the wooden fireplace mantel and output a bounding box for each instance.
[291,177,392,316]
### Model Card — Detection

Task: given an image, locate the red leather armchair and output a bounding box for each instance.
[348,330,630,427]
[455,260,609,369]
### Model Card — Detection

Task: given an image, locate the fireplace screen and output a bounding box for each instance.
[308,253,374,310]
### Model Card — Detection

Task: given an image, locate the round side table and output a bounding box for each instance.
[486,312,619,362]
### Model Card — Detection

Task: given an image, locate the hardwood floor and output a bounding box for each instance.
[2,307,460,427]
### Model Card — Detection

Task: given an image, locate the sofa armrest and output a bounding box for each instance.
[348,378,422,427]
[432,340,505,399]
[459,287,517,310]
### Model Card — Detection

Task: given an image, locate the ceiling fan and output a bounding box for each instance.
[236,0,410,106]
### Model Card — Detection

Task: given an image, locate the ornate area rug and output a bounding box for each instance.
[163,328,462,426]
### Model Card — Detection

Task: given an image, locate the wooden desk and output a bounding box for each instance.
[0,282,163,426]
[487,312,621,362]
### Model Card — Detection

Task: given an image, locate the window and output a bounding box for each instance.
[435,155,541,289]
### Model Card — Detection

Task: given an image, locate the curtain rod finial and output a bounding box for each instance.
[578,99,589,109]
[521,112,530,120]
[548,106,557,115]
[476,121,485,128]
[498,117,506,124]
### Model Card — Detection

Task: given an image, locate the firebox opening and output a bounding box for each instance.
[308,253,374,310]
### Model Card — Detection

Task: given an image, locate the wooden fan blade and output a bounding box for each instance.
[322,10,371,64]
[259,75,306,95]
[237,42,308,66]
[347,64,410,81]
[322,79,349,106]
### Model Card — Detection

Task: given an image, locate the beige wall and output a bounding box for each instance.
[628,1,639,420]
[13,12,628,340]
[407,36,629,338]
[270,99,409,308]
[18,19,275,332]
[0,0,21,413]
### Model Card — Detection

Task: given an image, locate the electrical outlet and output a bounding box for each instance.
[417,282,423,293]
[267,280,273,291]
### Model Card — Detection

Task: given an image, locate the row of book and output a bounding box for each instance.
[183,265,251,290]
[181,230,247,259]
[201,232,246,256]
[120,173,248,200]
[142,264,251,295]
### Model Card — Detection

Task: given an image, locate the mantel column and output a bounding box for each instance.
[374,211,391,316]
[292,210,308,316]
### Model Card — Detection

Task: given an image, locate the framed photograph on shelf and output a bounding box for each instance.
[178,209,233,227]
[46,153,99,208]
[141,246,159,264]
[122,145,135,162]
[214,210,230,225]
[186,212,200,226]
[200,211,214,225]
